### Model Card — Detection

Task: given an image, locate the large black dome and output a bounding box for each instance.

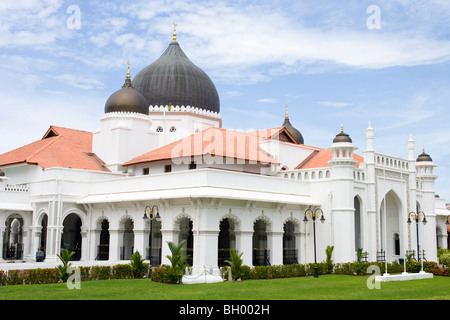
[132,41,220,113]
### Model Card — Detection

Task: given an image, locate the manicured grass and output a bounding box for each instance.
[0,275,449,300]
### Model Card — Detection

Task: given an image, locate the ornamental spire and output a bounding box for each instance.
[126,60,131,79]
[173,22,178,42]
[285,104,289,119]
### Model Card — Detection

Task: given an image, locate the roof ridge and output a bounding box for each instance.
[295,149,320,169]
[26,135,62,162]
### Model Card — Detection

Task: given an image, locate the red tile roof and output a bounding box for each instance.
[124,127,280,166]
[0,126,109,172]
[296,146,364,169]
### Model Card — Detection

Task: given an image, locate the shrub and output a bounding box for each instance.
[440,253,450,267]
[112,264,132,279]
[91,265,112,280]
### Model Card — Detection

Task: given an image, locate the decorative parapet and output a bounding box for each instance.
[374,153,409,171]
[102,111,149,120]
[279,168,331,181]
[148,105,221,119]
[5,184,29,192]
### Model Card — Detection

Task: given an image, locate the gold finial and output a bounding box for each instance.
[173,22,178,42]
[126,60,130,79]
[285,104,289,119]
[341,124,344,132]
[423,145,425,153]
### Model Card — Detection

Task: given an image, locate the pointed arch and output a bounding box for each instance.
[379,189,403,261]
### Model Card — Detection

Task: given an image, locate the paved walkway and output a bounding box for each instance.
[0,260,128,271]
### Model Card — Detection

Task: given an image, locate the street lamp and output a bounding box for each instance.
[407,211,426,270]
[143,205,161,266]
[303,207,325,278]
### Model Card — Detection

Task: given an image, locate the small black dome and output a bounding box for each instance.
[105,77,148,115]
[333,126,352,143]
[417,149,433,162]
[282,117,304,144]
[132,41,220,113]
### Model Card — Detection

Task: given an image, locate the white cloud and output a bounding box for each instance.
[318,101,352,108]
[54,74,104,90]
[258,98,277,104]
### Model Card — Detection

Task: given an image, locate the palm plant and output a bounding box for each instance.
[130,251,146,278]
[352,248,367,275]
[325,245,334,274]
[57,248,75,282]
[225,249,244,281]
[164,240,190,283]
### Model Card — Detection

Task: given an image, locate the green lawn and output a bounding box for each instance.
[0,275,449,300]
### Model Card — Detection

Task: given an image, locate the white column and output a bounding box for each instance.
[268,231,283,265]
[193,230,219,272]
[133,229,146,258]
[109,229,121,261]
[235,231,253,266]
[80,229,88,261]
[160,229,177,266]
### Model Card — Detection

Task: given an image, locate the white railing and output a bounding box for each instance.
[374,153,409,171]
[280,168,331,181]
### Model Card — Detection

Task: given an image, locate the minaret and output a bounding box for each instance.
[363,122,377,260]
[328,125,358,263]
[415,147,438,262]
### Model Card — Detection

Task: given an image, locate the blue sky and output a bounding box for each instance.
[0,0,449,201]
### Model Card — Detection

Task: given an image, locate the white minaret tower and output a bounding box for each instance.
[363,122,377,260]
[328,125,358,263]
[414,147,438,262]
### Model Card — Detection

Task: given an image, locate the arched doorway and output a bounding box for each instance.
[218,218,237,266]
[380,190,402,262]
[121,218,134,260]
[283,220,298,264]
[96,219,109,260]
[39,214,48,259]
[61,213,82,261]
[253,219,270,266]
[3,215,24,260]
[178,217,193,266]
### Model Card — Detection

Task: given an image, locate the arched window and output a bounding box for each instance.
[394,233,400,256]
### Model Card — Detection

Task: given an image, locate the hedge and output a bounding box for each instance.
[0,263,149,286]
[1,260,448,286]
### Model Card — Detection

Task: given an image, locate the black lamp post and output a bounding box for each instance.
[303,207,325,278]
[407,211,427,265]
[143,205,161,266]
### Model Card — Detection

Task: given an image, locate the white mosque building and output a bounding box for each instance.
[0,29,449,275]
